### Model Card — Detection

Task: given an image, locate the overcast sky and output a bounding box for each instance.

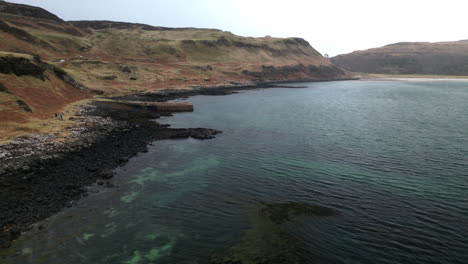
[7,0,468,56]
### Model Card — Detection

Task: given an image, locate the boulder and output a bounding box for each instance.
[120,65,132,73]
[98,169,114,179]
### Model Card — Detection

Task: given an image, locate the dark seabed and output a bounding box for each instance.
[2,80,468,263]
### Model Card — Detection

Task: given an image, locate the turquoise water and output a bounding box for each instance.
[3,80,468,263]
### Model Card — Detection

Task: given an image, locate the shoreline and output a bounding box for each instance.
[358,73,468,81]
[0,100,220,249]
[0,78,354,249]
[366,77,468,82]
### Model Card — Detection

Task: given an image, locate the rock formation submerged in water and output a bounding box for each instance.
[211,202,336,264]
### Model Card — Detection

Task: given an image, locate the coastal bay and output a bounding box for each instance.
[2,80,468,264]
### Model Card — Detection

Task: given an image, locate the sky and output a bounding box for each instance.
[7,0,468,56]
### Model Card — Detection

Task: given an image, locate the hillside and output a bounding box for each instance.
[331,40,468,75]
[0,1,348,141]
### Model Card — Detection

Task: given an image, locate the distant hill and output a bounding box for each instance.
[0,0,349,139]
[331,40,468,75]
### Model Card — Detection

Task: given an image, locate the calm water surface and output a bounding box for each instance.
[2,80,468,263]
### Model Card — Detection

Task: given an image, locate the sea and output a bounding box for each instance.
[2,80,468,264]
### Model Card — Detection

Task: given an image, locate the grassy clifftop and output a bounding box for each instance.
[332,40,468,75]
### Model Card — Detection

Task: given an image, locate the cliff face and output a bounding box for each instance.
[332,41,468,75]
[0,1,348,135]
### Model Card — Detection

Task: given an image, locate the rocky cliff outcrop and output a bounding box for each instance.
[0,54,46,79]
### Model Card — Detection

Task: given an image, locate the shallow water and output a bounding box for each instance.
[3,80,468,263]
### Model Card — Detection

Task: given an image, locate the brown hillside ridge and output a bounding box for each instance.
[0,0,350,142]
[332,40,468,75]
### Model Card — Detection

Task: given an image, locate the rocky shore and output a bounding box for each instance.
[0,88,225,248]
[0,80,351,249]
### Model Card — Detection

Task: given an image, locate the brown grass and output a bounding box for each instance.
[0,98,95,143]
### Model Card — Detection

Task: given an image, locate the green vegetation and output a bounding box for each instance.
[0,51,33,59]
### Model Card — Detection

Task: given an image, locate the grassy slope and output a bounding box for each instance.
[58,25,338,95]
[332,40,468,75]
[0,51,91,142]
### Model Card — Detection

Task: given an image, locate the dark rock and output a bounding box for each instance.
[200,40,217,47]
[98,75,117,81]
[86,166,98,172]
[282,38,310,46]
[0,83,12,94]
[0,54,46,80]
[79,46,91,52]
[189,128,222,139]
[192,65,213,71]
[153,102,194,112]
[98,169,114,179]
[0,235,12,249]
[181,40,196,45]
[120,65,132,73]
[259,201,335,224]
[9,227,21,237]
[0,226,21,248]
[16,100,32,112]
[129,72,138,80]
[54,66,102,94]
